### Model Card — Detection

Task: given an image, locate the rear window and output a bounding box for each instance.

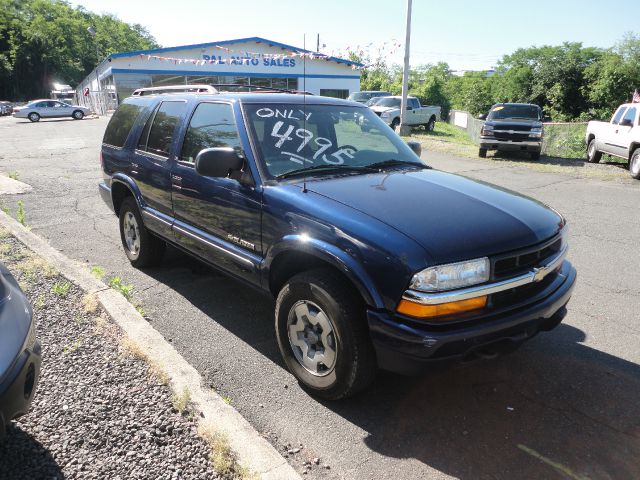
[103,100,147,148]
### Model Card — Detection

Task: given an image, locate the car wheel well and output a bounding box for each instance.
[269,252,364,303]
[111,182,134,216]
[587,134,596,146]
[629,143,640,160]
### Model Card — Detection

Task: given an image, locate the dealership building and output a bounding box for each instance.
[76,36,361,112]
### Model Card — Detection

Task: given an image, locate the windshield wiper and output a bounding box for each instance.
[366,159,426,170]
[276,164,373,180]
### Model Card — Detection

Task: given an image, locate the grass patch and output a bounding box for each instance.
[108,276,134,300]
[15,255,57,279]
[542,123,586,159]
[135,305,146,317]
[199,426,253,479]
[7,171,19,181]
[405,122,478,158]
[52,281,71,297]
[172,386,191,413]
[90,265,106,279]
[63,339,81,354]
[16,200,25,226]
[82,294,99,314]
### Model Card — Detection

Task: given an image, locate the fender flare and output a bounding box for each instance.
[110,173,145,214]
[265,234,385,309]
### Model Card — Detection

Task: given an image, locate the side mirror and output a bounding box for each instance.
[407,140,422,157]
[195,147,244,178]
[543,115,551,122]
[478,113,487,120]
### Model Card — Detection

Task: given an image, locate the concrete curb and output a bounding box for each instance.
[0,175,32,195]
[0,211,301,480]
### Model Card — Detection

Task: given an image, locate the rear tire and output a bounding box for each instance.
[72,110,84,120]
[425,117,435,132]
[118,197,165,267]
[478,148,487,158]
[586,139,602,163]
[28,112,40,122]
[630,148,640,180]
[275,268,377,400]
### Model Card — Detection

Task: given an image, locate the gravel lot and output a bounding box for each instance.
[0,231,222,480]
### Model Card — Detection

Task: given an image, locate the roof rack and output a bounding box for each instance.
[131,84,218,96]
[130,83,313,97]
[210,84,312,95]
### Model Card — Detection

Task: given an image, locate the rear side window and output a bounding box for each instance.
[611,106,627,125]
[180,103,241,164]
[621,107,636,126]
[144,101,187,158]
[103,102,146,148]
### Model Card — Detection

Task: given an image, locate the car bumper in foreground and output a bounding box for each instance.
[480,137,542,152]
[368,260,576,375]
[0,340,41,434]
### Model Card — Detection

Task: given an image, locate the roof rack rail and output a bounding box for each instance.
[131,84,218,96]
[210,84,313,95]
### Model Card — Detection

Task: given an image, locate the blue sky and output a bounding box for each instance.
[70,0,638,70]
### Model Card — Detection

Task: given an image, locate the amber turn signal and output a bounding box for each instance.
[397,296,488,319]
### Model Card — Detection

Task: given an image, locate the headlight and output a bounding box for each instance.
[560,224,569,251]
[381,112,389,118]
[530,127,542,138]
[480,125,493,136]
[409,257,490,292]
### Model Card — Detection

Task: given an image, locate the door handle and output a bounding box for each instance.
[171,175,182,183]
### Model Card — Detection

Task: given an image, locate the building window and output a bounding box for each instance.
[320,89,349,99]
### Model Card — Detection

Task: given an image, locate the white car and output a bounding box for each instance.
[586,103,640,179]
[12,99,91,122]
[369,96,441,131]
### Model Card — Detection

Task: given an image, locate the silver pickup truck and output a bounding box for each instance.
[586,103,640,179]
[369,96,441,131]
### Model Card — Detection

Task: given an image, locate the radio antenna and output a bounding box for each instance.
[302,34,308,193]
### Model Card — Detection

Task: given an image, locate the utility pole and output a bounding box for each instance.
[317,33,320,53]
[399,0,412,135]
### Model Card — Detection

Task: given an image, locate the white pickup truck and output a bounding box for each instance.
[586,103,640,179]
[369,96,441,131]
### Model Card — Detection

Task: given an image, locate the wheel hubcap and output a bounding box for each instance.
[287,300,337,377]
[123,212,141,255]
[588,143,594,158]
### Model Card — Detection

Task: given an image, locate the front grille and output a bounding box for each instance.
[493,131,531,142]
[492,237,562,280]
[491,271,557,308]
[495,124,532,132]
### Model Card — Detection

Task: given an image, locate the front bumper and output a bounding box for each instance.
[368,260,576,375]
[0,340,41,433]
[480,137,541,152]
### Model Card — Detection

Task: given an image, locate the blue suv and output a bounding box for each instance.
[99,91,576,399]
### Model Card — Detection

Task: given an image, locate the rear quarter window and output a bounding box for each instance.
[103,101,147,148]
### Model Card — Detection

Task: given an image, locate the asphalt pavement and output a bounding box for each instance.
[1,114,638,479]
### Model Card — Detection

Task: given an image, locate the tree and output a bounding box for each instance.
[0,0,159,100]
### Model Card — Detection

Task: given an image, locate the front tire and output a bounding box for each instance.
[390,118,400,131]
[118,197,165,267]
[72,110,84,120]
[28,112,40,122]
[275,268,377,400]
[478,148,487,158]
[630,148,640,180]
[586,139,602,163]
[530,151,541,161]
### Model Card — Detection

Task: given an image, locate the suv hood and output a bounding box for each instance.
[305,169,562,264]
[485,119,542,128]
[370,106,397,113]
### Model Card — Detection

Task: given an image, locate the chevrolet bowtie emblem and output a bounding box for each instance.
[532,267,547,283]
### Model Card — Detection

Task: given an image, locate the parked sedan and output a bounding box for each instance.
[13,99,91,122]
[0,262,41,435]
[0,102,13,116]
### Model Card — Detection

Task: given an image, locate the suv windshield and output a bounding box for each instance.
[243,103,424,178]
[376,98,401,108]
[348,92,372,102]
[488,104,541,120]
